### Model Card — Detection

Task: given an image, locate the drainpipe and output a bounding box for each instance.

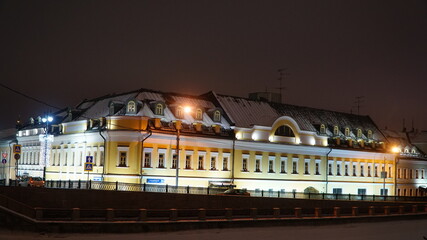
[325,147,333,193]
[99,128,107,181]
[231,135,236,186]
[140,130,152,184]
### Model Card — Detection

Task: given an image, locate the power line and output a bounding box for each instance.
[0,83,62,110]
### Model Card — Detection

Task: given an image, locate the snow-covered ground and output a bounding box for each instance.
[1,219,427,240]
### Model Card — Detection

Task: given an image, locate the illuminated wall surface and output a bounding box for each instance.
[8,88,427,196]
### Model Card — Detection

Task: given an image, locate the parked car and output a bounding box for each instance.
[18,177,45,187]
[217,188,250,196]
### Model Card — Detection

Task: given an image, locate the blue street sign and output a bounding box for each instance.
[86,156,93,163]
[1,159,6,164]
[84,162,93,171]
[147,178,164,184]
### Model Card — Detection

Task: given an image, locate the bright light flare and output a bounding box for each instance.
[183,106,192,113]
[391,146,401,153]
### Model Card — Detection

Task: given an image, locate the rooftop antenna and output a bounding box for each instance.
[353,96,364,115]
[277,68,288,103]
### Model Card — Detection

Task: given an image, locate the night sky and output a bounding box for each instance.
[1,1,426,131]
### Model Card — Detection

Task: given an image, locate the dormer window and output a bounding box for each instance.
[275,125,295,137]
[195,109,203,120]
[320,124,326,134]
[155,103,164,115]
[176,107,183,119]
[357,129,362,138]
[367,130,373,139]
[411,148,417,154]
[127,101,136,113]
[333,126,339,136]
[213,110,221,122]
[345,127,350,137]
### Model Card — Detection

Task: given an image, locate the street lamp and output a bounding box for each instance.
[175,106,191,187]
[41,115,53,180]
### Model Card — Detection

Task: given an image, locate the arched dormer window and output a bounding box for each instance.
[275,125,295,137]
[411,148,417,154]
[404,148,409,153]
[320,124,326,134]
[127,101,136,114]
[333,126,339,136]
[367,130,373,139]
[176,107,183,119]
[155,103,164,115]
[357,129,362,138]
[213,110,221,122]
[345,127,350,137]
[195,109,203,120]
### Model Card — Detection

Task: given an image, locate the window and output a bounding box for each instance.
[213,110,221,122]
[197,155,204,170]
[422,169,425,179]
[127,101,136,113]
[344,164,349,176]
[352,164,357,176]
[381,189,388,196]
[360,165,364,177]
[275,125,295,137]
[255,159,261,172]
[388,166,392,178]
[328,163,332,175]
[403,169,407,179]
[367,165,371,177]
[333,126,339,136]
[143,152,151,168]
[292,160,298,174]
[416,169,419,179]
[242,158,248,172]
[304,161,309,174]
[367,130,373,139]
[409,169,413,179]
[397,168,401,179]
[171,154,177,169]
[119,151,127,167]
[375,165,379,177]
[345,128,350,137]
[196,109,203,120]
[93,152,97,166]
[176,107,183,118]
[358,189,366,195]
[320,124,326,134]
[222,156,229,171]
[210,156,216,170]
[100,148,104,166]
[333,188,342,195]
[281,159,286,173]
[155,104,164,115]
[336,164,341,176]
[357,129,362,138]
[158,153,165,168]
[268,159,274,173]
[315,162,320,175]
[186,155,192,169]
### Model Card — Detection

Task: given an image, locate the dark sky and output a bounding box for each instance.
[1,0,426,131]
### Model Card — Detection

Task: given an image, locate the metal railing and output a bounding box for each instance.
[3,179,427,202]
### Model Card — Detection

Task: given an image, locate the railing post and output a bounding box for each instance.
[187,185,190,194]
[198,208,206,221]
[322,192,325,199]
[294,207,302,218]
[277,191,280,198]
[89,180,92,189]
[72,208,80,220]
[261,190,264,197]
[115,181,118,191]
[399,205,405,214]
[368,206,375,215]
[207,186,210,195]
[348,193,351,200]
[139,209,147,221]
[314,208,322,218]
[412,205,418,213]
[273,208,280,218]
[384,206,390,215]
[78,179,81,189]
[166,184,168,193]
[293,191,296,198]
[334,207,341,217]
[373,194,375,201]
[143,183,146,192]
[250,208,257,219]
[170,209,178,221]
[225,208,233,220]
[106,208,114,221]
[352,207,359,216]
[308,192,311,199]
[35,207,43,220]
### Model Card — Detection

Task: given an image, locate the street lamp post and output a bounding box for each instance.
[175,126,180,187]
[41,116,53,180]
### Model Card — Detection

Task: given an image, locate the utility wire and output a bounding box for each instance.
[0,83,62,110]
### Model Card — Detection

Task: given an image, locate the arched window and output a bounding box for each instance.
[345,128,350,137]
[333,126,339,136]
[155,104,164,115]
[320,124,326,134]
[213,110,221,122]
[357,129,362,138]
[196,109,203,120]
[367,130,373,139]
[176,107,183,118]
[127,101,136,113]
[274,125,295,137]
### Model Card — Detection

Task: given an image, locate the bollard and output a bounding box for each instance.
[72,208,80,221]
[139,209,147,221]
[273,208,280,218]
[399,206,405,214]
[368,206,375,216]
[106,208,114,221]
[352,207,359,216]
[250,208,257,219]
[314,208,322,218]
[198,208,206,221]
[225,208,233,220]
[35,208,43,220]
[384,206,390,215]
[333,207,341,217]
[412,205,418,213]
[294,207,302,218]
[170,209,178,221]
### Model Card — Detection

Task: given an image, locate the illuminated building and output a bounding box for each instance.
[12,88,427,195]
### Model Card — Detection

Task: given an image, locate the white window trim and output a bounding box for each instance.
[280,157,287,173]
[117,146,130,167]
[142,147,153,168]
[292,157,299,174]
[304,159,310,175]
[222,152,230,171]
[242,154,250,172]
